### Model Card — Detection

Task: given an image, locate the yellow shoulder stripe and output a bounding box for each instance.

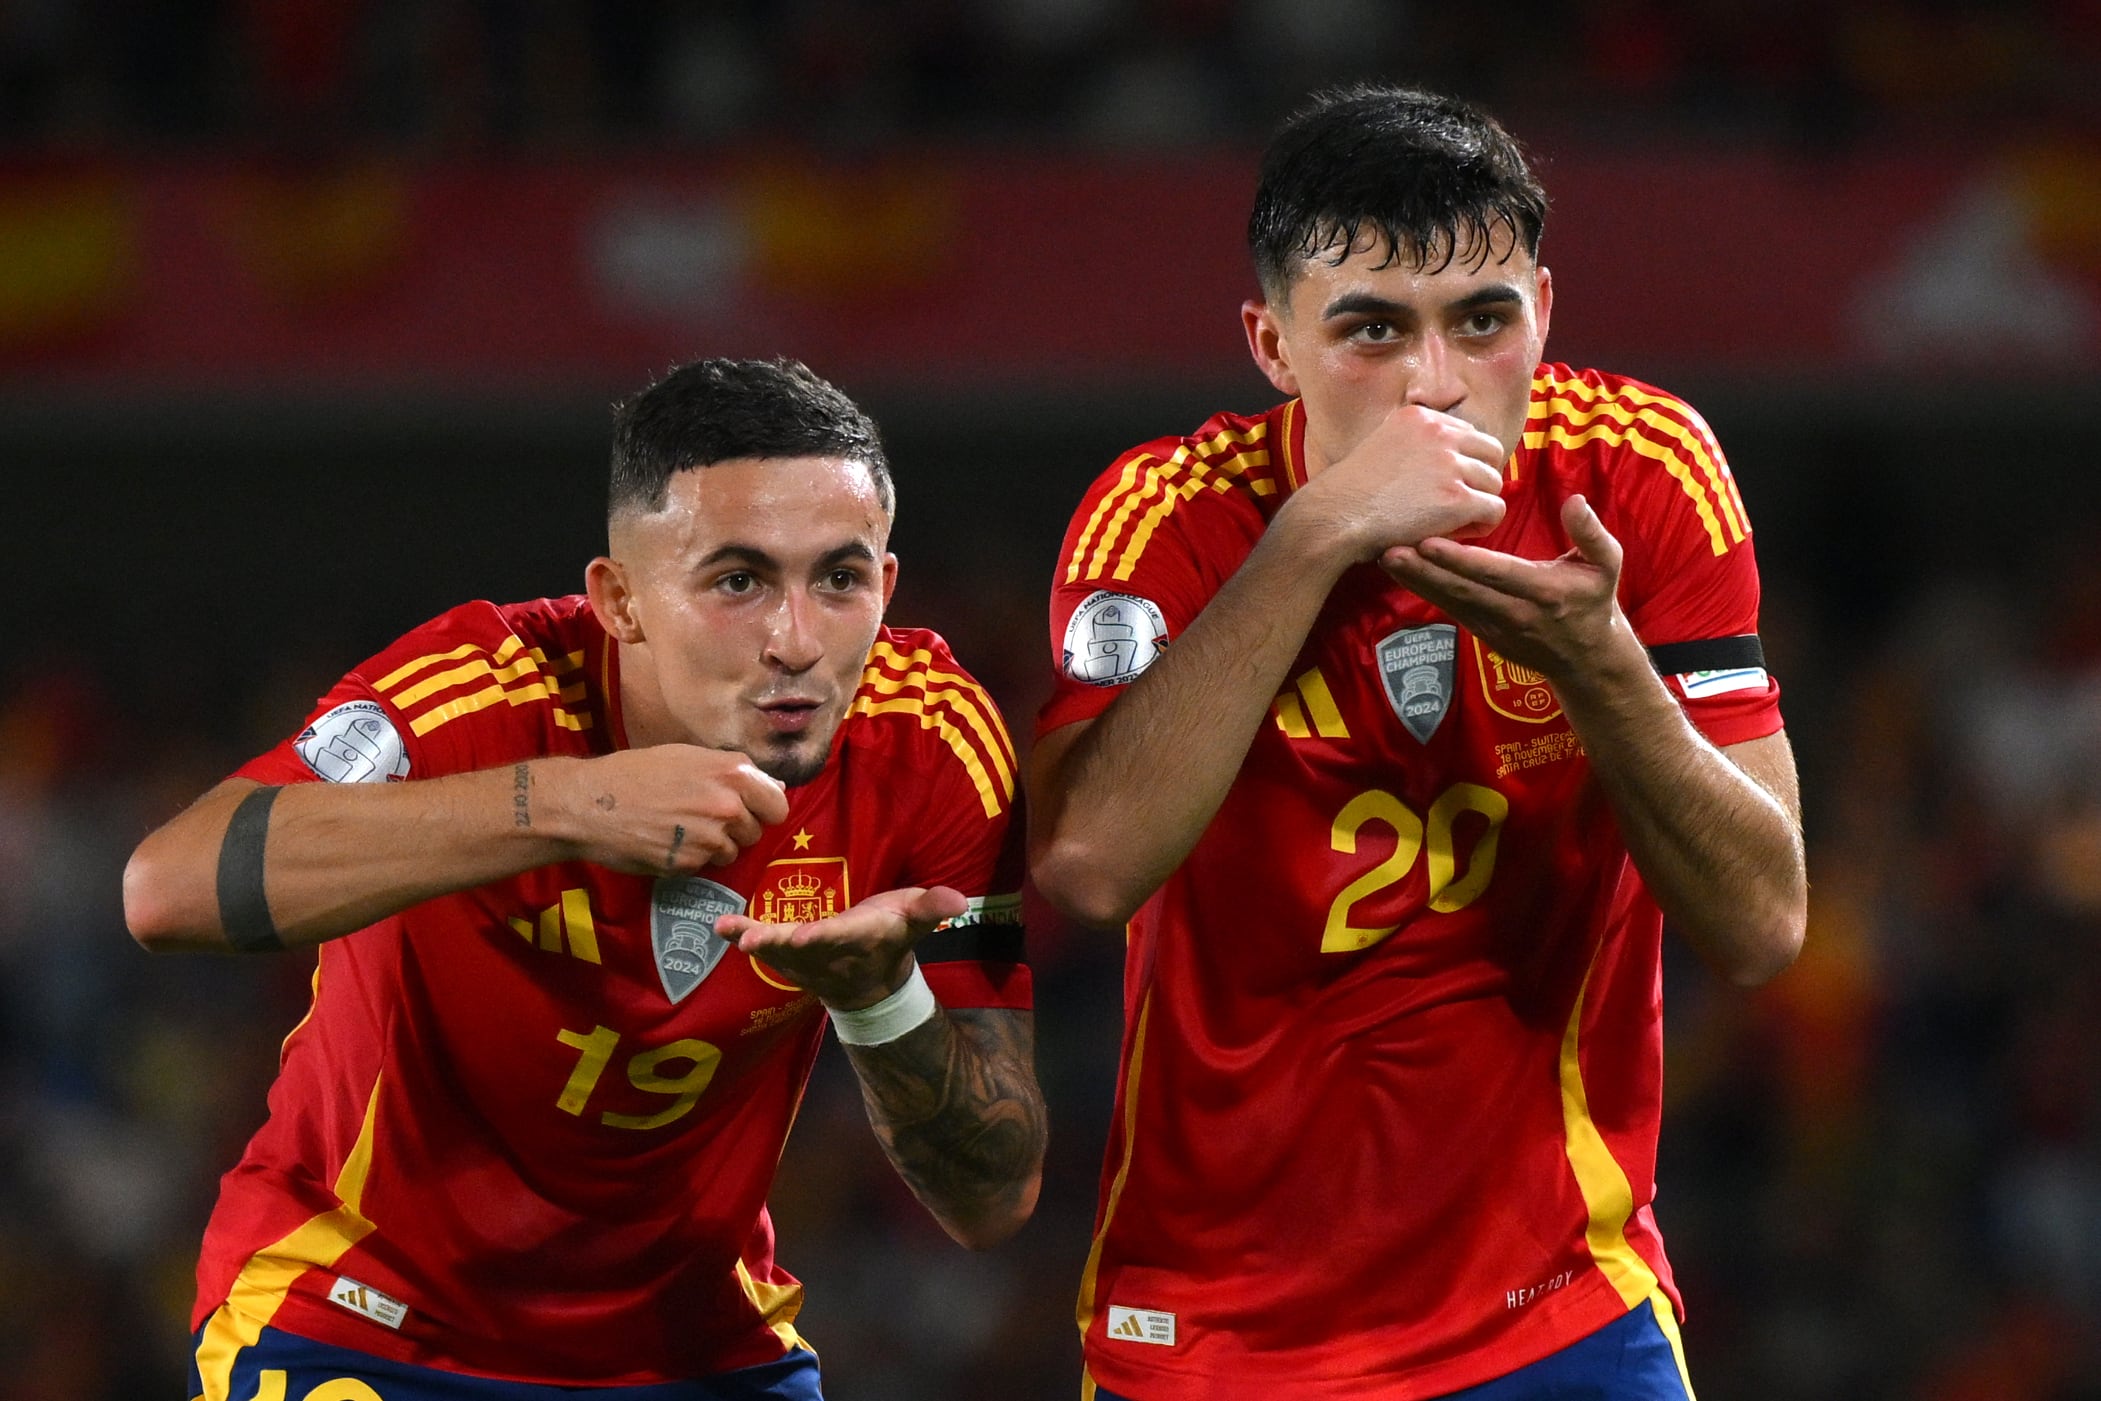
[370,636,591,739]
[1534,375,1751,551]
[867,641,1016,767]
[1064,422,1270,584]
[855,642,1016,819]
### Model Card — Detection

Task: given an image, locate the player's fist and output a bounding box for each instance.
[1298,404,1507,561]
[716,885,968,1010]
[538,746,789,874]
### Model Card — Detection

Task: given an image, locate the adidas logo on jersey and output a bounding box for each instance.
[1105,1305,1176,1346]
[1272,666,1350,740]
[510,889,601,964]
[328,1275,408,1330]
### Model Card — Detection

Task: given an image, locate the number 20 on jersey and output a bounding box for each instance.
[1323,782,1509,953]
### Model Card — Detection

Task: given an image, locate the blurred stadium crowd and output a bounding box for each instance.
[5,4,2101,1401]
[1,0,2100,152]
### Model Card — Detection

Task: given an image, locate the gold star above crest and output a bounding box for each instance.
[792,829,814,851]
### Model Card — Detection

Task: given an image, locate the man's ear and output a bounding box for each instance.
[1242,298,1300,396]
[1534,264,1554,348]
[586,556,645,644]
[880,553,899,612]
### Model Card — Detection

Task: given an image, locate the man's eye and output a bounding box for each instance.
[825,569,864,591]
[1460,312,1507,336]
[1354,321,1395,343]
[719,572,757,594]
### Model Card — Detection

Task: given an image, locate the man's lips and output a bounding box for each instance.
[755,698,824,735]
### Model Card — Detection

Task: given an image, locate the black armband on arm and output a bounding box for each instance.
[216,785,286,952]
[1645,634,1764,676]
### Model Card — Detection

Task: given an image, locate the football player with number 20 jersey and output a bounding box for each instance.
[126,359,1046,1401]
[1030,88,1806,1401]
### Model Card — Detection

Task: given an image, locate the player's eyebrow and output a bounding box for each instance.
[815,542,879,569]
[693,541,878,574]
[1321,292,1413,322]
[693,544,780,573]
[1446,283,1524,313]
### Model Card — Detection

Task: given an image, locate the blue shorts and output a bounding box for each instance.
[1094,1300,1694,1401]
[188,1325,824,1401]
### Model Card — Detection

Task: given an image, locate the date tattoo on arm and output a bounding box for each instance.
[840,1006,1046,1241]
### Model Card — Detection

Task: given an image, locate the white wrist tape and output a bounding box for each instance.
[828,964,938,1046]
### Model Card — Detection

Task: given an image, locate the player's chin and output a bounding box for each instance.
[753,735,832,789]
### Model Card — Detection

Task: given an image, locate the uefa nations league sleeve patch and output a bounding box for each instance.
[294,699,412,783]
[1062,591,1170,686]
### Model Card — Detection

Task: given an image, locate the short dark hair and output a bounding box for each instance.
[608,357,892,517]
[1248,85,1548,300]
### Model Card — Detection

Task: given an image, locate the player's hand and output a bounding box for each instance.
[1379,494,1633,682]
[715,886,968,1010]
[542,746,789,874]
[1292,404,1508,563]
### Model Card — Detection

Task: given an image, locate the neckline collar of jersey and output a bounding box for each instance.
[599,627,628,751]
[1278,398,1307,496]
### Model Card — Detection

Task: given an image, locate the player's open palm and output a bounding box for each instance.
[1307,404,1508,560]
[549,745,789,874]
[1380,494,1628,680]
[715,886,967,1010]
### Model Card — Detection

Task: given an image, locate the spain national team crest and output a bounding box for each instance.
[1472,637,1564,723]
[753,858,851,925]
[649,877,745,1004]
[1377,624,1458,743]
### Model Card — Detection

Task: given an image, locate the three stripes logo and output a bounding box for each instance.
[1104,1305,1177,1346]
[1271,666,1350,741]
[510,888,601,964]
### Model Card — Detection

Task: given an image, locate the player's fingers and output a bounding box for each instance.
[721,807,765,852]
[903,885,969,929]
[1410,536,1540,597]
[1455,425,1509,470]
[732,765,791,825]
[1447,488,1507,540]
[1379,548,1479,613]
[1561,495,1622,571]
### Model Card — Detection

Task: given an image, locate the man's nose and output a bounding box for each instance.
[1403,333,1466,414]
[763,592,823,672]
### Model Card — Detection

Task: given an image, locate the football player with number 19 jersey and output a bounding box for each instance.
[127,359,1047,1401]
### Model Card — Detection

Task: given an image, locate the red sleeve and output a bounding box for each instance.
[1037,428,1265,738]
[232,600,580,787]
[863,632,1031,1011]
[1601,383,1784,750]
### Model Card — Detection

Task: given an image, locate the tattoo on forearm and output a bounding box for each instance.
[843,1008,1047,1231]
[665,824,686,868]
[512,764,531,829]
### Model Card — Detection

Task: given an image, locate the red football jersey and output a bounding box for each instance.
[192,596,1029,1393]
[1041,367,1780,1400]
